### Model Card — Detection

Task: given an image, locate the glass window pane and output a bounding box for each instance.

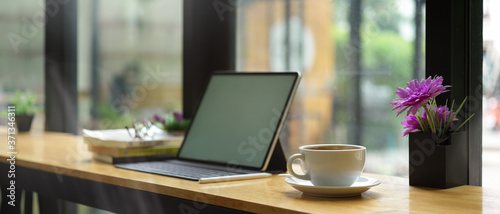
[482,0,500,188]
[77,0,183,130]
[237,0,425,177]
[0,0,45,131]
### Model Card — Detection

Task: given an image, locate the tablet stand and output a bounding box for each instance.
[264,139,287,173]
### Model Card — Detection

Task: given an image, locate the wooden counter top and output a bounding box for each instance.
[1,131,499,213]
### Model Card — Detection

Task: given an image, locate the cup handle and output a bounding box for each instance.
[286,153,310,180]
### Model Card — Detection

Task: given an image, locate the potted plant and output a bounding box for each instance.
[390,76,474,188]
[8,90,41,132]
[153,111,191,135]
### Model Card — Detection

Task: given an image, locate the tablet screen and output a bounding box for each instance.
[178,72,299,169]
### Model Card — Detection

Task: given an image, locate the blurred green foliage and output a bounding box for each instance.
[334,27,412,86]
[332,0,415,151]
[153,113,191,132]
[97,103,136,129]
[8,90,41,115]
[165,116,191,131]
[363,31,412,85]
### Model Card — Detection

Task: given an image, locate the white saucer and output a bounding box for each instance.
[284,176,381,197]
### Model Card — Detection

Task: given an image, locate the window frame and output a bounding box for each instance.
[45,0,78,134]
[425,0,483,186]
[182,0,236,118]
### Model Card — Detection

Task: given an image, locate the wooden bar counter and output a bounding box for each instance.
[1,131,499,213]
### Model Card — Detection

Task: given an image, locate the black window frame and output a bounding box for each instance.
[426,0,482,186]
[45,0,78,134]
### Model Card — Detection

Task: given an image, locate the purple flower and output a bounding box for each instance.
[391,76,449,116]
[173,111,184,123]
[401,114,421,136]
[153,113,165,124]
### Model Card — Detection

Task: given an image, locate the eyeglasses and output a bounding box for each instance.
[125,120,154,140]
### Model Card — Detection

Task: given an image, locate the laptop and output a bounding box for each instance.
[116,72,301,182]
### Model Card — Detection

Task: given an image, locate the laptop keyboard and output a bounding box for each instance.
[116,160,245,181]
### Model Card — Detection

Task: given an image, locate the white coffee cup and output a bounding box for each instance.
[287,144,366,186]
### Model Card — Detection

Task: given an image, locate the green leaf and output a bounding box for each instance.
[448,97,467,129]
[416,114,426,133]
[423,104,436,134]
[445,99,457,129]
[453,113,475,133]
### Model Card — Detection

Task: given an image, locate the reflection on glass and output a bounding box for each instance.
[0,0,45,131]
[77,0,183,130]
[237,0,425,176]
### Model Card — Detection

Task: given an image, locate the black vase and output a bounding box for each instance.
[16,115,34,132]
[408,132,467,189]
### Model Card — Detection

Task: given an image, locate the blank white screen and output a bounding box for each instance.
[178,73,297,168]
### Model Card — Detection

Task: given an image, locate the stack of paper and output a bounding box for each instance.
[83,126,183,164]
